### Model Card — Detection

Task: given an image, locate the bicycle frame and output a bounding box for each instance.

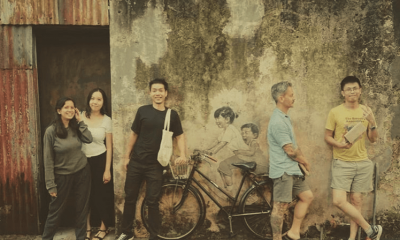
[175,155,271,219]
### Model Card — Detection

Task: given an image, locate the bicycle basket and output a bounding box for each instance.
[169,161,192,179]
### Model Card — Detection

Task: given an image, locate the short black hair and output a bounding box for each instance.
[340,76,362,91]
[241,123,259,139]
[149,78,169,91]
[214,106,237,124]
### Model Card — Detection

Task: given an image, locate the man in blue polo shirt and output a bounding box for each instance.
[267,81,313,240]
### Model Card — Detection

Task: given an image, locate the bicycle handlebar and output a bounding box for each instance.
[191,151,218,162]
[203,154,218,162]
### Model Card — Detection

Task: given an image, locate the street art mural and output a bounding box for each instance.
[109,0,400,238]
[205,106,268,188]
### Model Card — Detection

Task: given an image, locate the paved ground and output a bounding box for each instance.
[0,228,148,240]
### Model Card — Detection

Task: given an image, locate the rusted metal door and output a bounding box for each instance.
[0,25,41,234]
[0,0,111,235]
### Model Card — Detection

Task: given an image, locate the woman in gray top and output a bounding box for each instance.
[42,97,93,240]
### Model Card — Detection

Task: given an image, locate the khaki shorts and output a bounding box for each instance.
[272,173,310,203]
[331,159,373,193]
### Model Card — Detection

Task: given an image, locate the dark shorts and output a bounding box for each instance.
[272,173,310,203]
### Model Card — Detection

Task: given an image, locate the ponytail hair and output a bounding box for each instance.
[214,106,238,124]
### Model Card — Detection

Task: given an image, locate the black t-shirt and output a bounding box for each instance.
[131,105,183,164]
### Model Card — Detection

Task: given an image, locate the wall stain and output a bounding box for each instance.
[110,0,400,237]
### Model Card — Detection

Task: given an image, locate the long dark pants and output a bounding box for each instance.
[42,164,91,240]
[88,152,114,227]
[121,161,163,239]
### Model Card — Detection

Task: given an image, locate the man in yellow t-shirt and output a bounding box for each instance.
[325,76,382,240]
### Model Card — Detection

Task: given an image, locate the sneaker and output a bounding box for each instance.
[369,225,383,240]
[116,233,134,240]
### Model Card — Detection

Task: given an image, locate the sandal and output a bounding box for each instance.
[93,229,109,240]
[283,235,299,240]
[85,230,91,240]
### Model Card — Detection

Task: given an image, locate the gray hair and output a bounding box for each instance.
[271,81,292,103]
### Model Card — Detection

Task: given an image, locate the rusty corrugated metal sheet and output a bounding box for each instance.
[0,25,33,69]
[0,0,109,25]
[0,25,40,234]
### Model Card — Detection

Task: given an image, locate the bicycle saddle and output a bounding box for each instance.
[232,162,257,171]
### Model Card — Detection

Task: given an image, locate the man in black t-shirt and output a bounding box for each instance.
[117,79,186,240]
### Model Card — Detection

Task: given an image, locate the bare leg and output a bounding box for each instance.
[332,189,370,231]
[271,202,289,240]
[219,172,233,188]
[287,190,314,239]
[86,212,91,238]
[95,221,108,238]
[225,176,233,187]
[349,192,363,240]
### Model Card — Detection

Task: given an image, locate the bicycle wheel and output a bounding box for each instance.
[240,181,273,239]
[141,182,206,239]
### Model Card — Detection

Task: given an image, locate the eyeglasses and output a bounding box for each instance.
[343,87,360,93]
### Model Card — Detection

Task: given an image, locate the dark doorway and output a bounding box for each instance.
[35,25,111,232]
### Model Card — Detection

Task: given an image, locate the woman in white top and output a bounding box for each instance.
[82,88,114,240]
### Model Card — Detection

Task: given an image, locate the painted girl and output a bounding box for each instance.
[206,106,249,187]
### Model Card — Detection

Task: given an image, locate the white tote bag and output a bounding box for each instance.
[157,109,173,167]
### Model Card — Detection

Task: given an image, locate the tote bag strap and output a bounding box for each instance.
[164,109,171,131]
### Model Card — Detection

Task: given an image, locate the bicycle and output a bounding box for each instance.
[140,150,277,239]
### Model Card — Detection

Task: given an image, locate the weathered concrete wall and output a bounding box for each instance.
[110,0,399,237]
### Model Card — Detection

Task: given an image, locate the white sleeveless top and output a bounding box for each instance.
[218,124,249,152]
[81,113,112,158]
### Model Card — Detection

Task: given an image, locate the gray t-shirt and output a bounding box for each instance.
[43,121,92,194]
[267,108,302,179]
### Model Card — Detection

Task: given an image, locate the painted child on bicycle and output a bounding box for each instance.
[267,81,314,240]
[217,123,269,187]
[206,106,268,188]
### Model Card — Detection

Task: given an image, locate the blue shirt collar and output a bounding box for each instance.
[274,108,289,118]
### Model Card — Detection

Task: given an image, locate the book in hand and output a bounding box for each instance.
[344,122,367,144]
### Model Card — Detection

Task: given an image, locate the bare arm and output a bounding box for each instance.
[282,143,310,172]
[324,129,352,149]
[123,130,138,171]
[366,127,378,143]
[174,133,187,164]
[208,141,228,155]
[362,106,378,143]
[103,133,113,183]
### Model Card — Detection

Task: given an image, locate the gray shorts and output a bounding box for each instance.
[331,159,373,193]
[272,173,310,203]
